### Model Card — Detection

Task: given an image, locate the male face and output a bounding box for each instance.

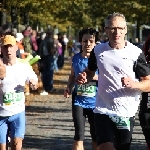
[2,44,17,61]
[105,16,127,45]
[81,34,95,53]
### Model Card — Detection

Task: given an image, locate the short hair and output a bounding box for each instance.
[0,23,14,37]
[143,34,150,62]
[25,25,32,30]
[78,28,99,43]
[105,12,127,27]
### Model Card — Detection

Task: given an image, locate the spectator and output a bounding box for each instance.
[30,30,38,56]
[22,30,32,55]
[53,34,59,72]
[133,38,140,48]
[58,33,65,69]
[42,30,55,92]
[16,33,29,59]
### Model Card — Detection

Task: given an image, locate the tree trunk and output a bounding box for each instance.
[136,19,140,41]
[0,11,7,26]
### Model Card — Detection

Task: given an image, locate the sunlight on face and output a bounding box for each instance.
[105,17,127,45]
[81,34,95,53]
[2,44,17,61]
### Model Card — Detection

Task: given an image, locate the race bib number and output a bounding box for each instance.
[109,115,130,130]
[77,82,96,97]
[147,93,150,109]
[3,92,24,106]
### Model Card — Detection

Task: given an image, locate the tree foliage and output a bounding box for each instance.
[1,0,150,34]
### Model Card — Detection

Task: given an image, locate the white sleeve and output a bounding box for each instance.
[25,64,38,83]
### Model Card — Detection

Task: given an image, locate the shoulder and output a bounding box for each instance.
[72,53,80,61]
[94,42,108,55]
[17,58,31,67]
[126,41,143,59]
[94,42,107,51]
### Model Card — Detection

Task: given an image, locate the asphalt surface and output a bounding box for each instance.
[22,59,147,150]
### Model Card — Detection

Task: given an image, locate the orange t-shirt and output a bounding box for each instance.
[17,42,27,59]
[17,42,24,51]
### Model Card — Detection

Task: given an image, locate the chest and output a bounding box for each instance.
[97,50,135,74]
[2,65,27,85]
[73,57,88,76]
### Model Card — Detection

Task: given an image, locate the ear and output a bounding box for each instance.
[124,26,127,35]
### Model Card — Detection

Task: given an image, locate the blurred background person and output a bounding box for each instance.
[16,33,29,59]
[22,30,32,55]
[30,30,38,56]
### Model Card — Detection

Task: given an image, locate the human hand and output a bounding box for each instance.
[75,72,87,84]
[64,87,71,98]
[29,79,38,90]
[0,59,6,79]
[0,59,4,67]
[121,76,136,88]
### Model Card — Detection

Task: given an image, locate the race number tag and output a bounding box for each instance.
[147,93,150,109]
[3,92,24,106]
[109,115,130,130]
[77,82,96,97]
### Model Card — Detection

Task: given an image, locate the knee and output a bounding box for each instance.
[97,142,114,150]
[11,138,23,150]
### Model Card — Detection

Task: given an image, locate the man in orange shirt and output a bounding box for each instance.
[16,33,29,59]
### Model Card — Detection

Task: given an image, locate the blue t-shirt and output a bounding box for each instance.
[72,53,98,109]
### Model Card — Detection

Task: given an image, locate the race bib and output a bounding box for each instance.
[147,93,150,109]
[77,82,96,97]
[3,92,24,106]
[109,115,130,130]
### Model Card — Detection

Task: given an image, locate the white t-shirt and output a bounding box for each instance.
[64,37,68,45]
[93,41,142,117]
[0,59,38,116]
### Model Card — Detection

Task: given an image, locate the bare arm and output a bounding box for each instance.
[122,75,150,92]
[84,67,97,83]
[75,68,96,85]
[64,66,75,98]
[0,59,6,79]
[67,66,75,90]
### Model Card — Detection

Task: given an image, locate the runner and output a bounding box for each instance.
[64,28,99,150]
[139,35,150,150]
[0,35,38,150]
[76,12,150,150]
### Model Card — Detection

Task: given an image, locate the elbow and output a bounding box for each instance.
[0,67,6,79]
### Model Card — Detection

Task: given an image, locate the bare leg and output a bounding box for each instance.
[0,144,6,150]
[11,138,23,150]
[72,140,84,150]
[97,142,114,150]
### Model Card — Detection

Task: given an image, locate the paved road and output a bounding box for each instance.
[22,60,147,150]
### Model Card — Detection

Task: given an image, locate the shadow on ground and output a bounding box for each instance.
[23,135,147,150]
[23,136,93,150]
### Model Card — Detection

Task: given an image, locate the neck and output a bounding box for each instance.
[3,57,16,66]
[81,51,90,58]
[109,41,126,49]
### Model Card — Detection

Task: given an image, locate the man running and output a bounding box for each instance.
[76,12,150,150]
[0,35,38,150]
[64,28,99,150]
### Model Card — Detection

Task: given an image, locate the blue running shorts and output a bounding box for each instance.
[0,111,25,144]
